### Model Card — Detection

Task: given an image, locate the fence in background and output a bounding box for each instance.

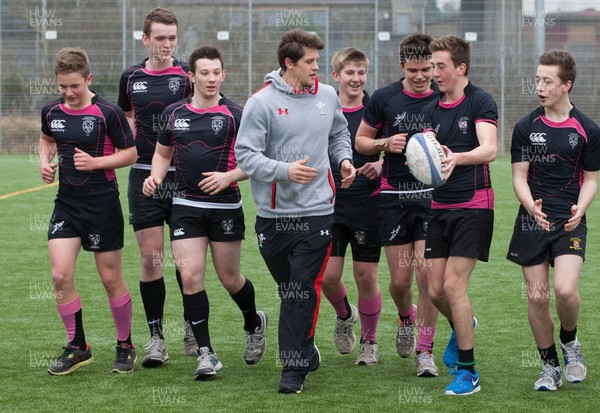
[1,0,599,153]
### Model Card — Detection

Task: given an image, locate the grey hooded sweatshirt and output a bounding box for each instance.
[235,69,352,219]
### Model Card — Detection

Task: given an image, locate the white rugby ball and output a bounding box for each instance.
[405,133,446,188]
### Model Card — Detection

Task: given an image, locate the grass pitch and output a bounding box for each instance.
[1,154,599,412]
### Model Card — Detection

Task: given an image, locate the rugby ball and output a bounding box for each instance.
[405,133,446,188]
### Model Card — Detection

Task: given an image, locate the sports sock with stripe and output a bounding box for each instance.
[183,290,212,352]
[140,277,165,339]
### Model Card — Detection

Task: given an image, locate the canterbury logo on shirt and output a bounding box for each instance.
[132,81,148,92]
[173,118,190,131]
[529,132,547,144]
[50,119,66,131]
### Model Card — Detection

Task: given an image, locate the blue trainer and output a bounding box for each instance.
[443,317,478,368]
[445,368,481,396]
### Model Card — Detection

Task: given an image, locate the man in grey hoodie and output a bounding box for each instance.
[235,28,356,394]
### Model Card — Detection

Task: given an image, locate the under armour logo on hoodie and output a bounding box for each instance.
[278,108,289,115]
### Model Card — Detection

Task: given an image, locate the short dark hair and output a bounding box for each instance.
[399,34,433,64]
[539,49,576,92]
[429,35,471,76]
[55,47,90,78]
[143,7,178,37]
[188,46,224,73]
[277,28,324,72]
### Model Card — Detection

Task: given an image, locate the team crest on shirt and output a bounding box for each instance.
[168,77,181,93]
[458,117,469,133]
[354,230,366,244]
[222,219,234,234]
[569,237,582,251]
[316,101,326,115]
[568,133,579,148]
[82,117,95,134]
[89,233,101,249]
[211,116,224,133]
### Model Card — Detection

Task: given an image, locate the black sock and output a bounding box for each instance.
[559,326,577,345]
[538,344,559,367]
[341,296,352,321]
[140,278,166,339]
[117,333,133,347]
[183,290,212,352]
[230,279,260,332]
[175,269,188,322]
[70,308,86,349]
[457,348,476,373]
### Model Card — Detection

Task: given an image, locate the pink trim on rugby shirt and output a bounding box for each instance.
[60,102,122,182]
[475,118,498,127]
[540,116,588,141]
[368,188,381,197]
[227,142,239,190]
[59,103,103,116]
[57,296,82,343]
[185,104,234,117]
[142,66,187,76]
[109,291,132,342]
[379,177,396,191]
[431,187,495,210]
[402,89,434,99]
[362,118,384,130]
[438,95,466,109]
[343,105,365,113]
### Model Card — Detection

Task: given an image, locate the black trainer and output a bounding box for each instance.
[278,345,321,394]
[48,343,94,376]
[111,343,137,373]
[278,370,308,394]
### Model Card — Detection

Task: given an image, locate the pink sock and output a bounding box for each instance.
[416,325,436,353]
[57,296,82,342]
[358,293,381,342]
[399,304,416,325]
[109,291,132,342]
[327,283,349,319]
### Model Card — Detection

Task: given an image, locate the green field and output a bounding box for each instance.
[1,154,599,413]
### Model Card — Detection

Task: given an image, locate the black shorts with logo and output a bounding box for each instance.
[169,204,245,242]
[128,167,177,231]
[379,193,432,246]
[48,191,124,252]
[507,207,586,266]
[425,209,494,262]
[331,197,381,263]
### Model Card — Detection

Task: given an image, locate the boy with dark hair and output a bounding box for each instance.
[143,46,267,380]
[508,49,600,391]
[235,28,356,393]
[118,7,196,366]
[355,34,440,376]
[421,35,498,395]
